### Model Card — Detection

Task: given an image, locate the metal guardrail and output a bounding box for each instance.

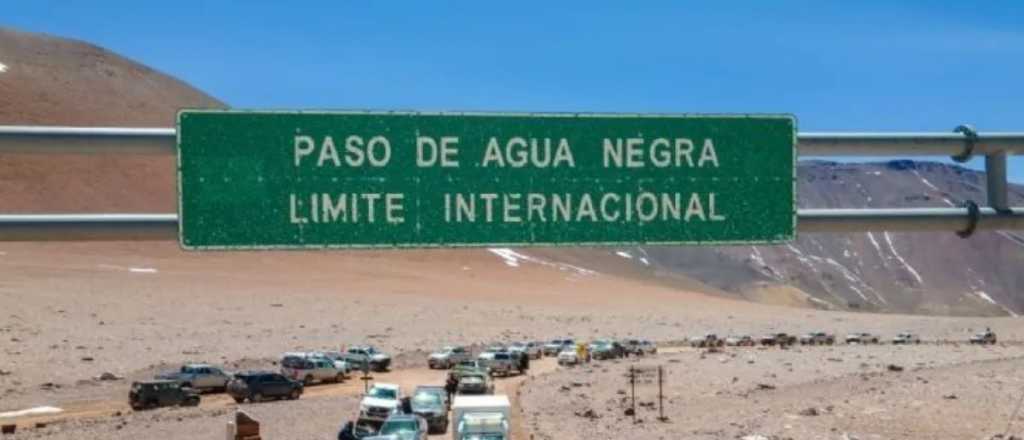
[0,125,1022,242]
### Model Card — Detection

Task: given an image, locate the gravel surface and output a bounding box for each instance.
[520,345,1024,440]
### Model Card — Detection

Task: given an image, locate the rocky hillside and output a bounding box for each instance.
[600,161,1024,316]
[2,28,1020,317]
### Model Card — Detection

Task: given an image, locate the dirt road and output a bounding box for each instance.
[2,357,561,439]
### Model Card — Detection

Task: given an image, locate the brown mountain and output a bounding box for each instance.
[0,27,223,212]
[2,28,1020,317]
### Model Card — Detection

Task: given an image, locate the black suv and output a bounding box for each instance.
[129,380,200,410]
[226,371,303,403]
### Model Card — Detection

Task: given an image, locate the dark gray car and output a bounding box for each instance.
[226,371,303,403]
[411,386,448,434]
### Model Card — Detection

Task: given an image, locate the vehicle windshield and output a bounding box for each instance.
[462,435,504,440]
[413,392,442,405]
[368,387,397,400]
[380,419,418,434]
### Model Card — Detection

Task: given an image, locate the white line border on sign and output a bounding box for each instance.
[175,109,798,251]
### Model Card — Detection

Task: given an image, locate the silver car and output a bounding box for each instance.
[428,345,471,369]
[155,363,231,392]
[509,341,542,359]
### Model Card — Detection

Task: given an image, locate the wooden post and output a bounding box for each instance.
[658,365,667,422]
[630,366,637,424]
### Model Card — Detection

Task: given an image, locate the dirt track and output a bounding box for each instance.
[1,356,561,439]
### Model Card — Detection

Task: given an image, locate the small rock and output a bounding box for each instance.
[624,408,635,416]
[97,372,122,381]
[799,407,820,416]
[887,364,904,372]
[757,383,776,390]
[943,394,958,400]
[81,356,94,362]
[270,303,284,307]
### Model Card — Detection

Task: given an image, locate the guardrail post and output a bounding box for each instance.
[986,151,1010,212]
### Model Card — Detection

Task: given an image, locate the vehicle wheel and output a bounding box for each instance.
[289,389,300,400]
[303,375,314,386]
[252,393,264,403]
[233,397,244,404]
[185,397,200,407]
[181,382,192,389]
[335,373,345,383]
[130,403,143,411]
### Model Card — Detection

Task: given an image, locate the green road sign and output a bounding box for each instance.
[177,111,795,250]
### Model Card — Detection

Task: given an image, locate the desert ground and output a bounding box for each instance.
[2,241,1024,439]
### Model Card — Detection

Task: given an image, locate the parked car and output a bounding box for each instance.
[428,346,471,369]
[557,348,580,366]
[970,329,997,345]
[509,341,542,360]
[638,340,658,355]
[281,354,346,385]
[411,386,448,433]
[760,333,797,346]
[129,380,200,410]
[310,350,353,375]
[482,351,519,377]
[845,332,880,344]
[476,345,503,364]
[337,417,381,440]
[375,413,428,440]
[155,363,231,392]
[892,333,922,344]
[689,334,724,348]
[452,360,491,380]
[226,371,303,403]
[590,339,626,360]
[345,346,392,372]
[619,339,642,356]
[725,335,756,347]
[360,383,403,422]
[456,372,494,395]
[416,385,449,411]
[543,339,574,356]
[799,332,836,345]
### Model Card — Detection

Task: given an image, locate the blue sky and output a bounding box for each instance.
[8,1,1024,180]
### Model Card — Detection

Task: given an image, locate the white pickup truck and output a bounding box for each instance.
[280,354,345,385]
[360,383,403,422]
[452,395,510,440]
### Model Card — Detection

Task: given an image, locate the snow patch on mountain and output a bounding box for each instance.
[489,248,596,276]
[883,232,923,285]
